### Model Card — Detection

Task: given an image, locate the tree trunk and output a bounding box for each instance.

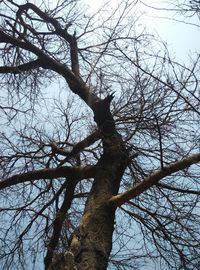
[48,96,129,269]
[69,136,128,269]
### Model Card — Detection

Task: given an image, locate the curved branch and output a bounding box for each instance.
[109,153,200,208]
[16,3,80,75]
[0,27,99,109]
[16,3,62,30]
[0,165,96,190]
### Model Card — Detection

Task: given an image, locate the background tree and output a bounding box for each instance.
[0,0,200,269]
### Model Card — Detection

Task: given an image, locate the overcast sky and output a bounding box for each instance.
[83,0,200,62]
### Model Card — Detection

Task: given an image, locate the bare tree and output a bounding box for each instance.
[0,0,200,269]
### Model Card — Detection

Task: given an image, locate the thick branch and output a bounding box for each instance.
[69,34,80,76]
[16,3,61,30]
[0,5,107,117]
[93,93,116,134]
[0,28,74,75]
[0,59,41,73]
[16,3,80,75]
[0,4,117,128]
[44,179,78,270]
[109,153,200,208]
[0,27,99,109]
[53,130,101,166]
[0,165,96,190]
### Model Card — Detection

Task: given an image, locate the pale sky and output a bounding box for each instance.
[83,0,200,62]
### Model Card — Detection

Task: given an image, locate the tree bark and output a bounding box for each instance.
[47,95,129,270]
[68,136,128,269]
